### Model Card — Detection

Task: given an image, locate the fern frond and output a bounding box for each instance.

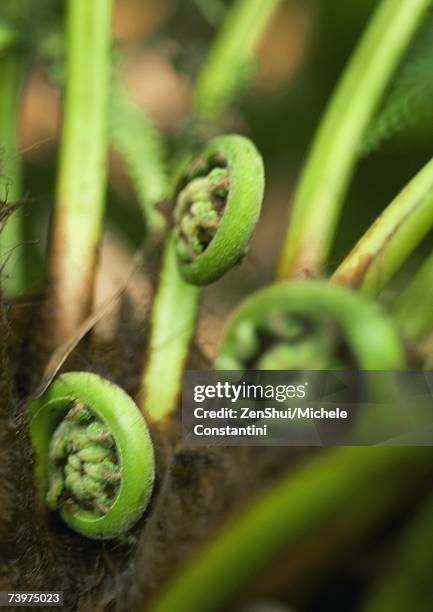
[110,83,169,233]
[362,14,433,155]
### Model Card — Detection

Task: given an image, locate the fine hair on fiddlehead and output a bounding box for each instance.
[172,134,264,286]
[110,81,169,234]
[46,401,120,517]
[174,154,229,264]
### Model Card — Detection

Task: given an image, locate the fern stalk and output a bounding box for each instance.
[0,32,24,295]
[47,0,111,346]
[362,491,433,612]
[276,0,431,281]
[332,157,433,296]
[140,234,199,422]
[194,0,282,121]
[148,447,433,612]
[393,248,433,342]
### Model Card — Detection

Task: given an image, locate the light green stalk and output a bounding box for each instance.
[393,248,433,341]
[193,0,226,27]
[140,233,199,422]
[276,0,431,281]
[148,447,432,612]
[0,41,24,295]
[194,0,281,121]
[47,0,111,346]
[362,492,433,612]
[332,157,433,295]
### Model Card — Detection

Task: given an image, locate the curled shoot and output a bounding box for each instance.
[216,281,405,371]
[140,135,264,421]
[173,134,264,286]
[28,372,155,540]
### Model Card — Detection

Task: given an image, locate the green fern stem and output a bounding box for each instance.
[332,157,433,296]
[148,446,433,612]
[194,0,282,122]
[276,0,431,281]
[139,233,199,423]
[140,136,264,422]
[47,0,111,346]
[362,491,433,612]
[393,248,433,343]
[140,0,277,426]
[0,40,24,295]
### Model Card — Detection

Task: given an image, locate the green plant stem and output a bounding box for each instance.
[194,0,282,122]
[0,50,24,296]
[362,492,433,612]
[147,447,433,612]
[141,0,279,422]
[47,0,111,346]
[393,249,433,341]
[276,0,431,281]
[331,157,433,296]
[140,233,199,422]
[193,0,226,27]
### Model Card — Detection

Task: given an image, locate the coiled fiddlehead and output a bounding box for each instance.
[215,281,405,371]
[140,135,264,419]
[173,134,264,286]
[28,372,155,540]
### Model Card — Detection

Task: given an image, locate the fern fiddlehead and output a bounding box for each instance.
[28,372,155,540]
[139,0,280,422]
[173,134,264,285]
[216,281,405,371]
[141,134,264,422]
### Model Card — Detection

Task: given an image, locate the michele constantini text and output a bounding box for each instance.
[194,407,348,420]
[193,406,348,437]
